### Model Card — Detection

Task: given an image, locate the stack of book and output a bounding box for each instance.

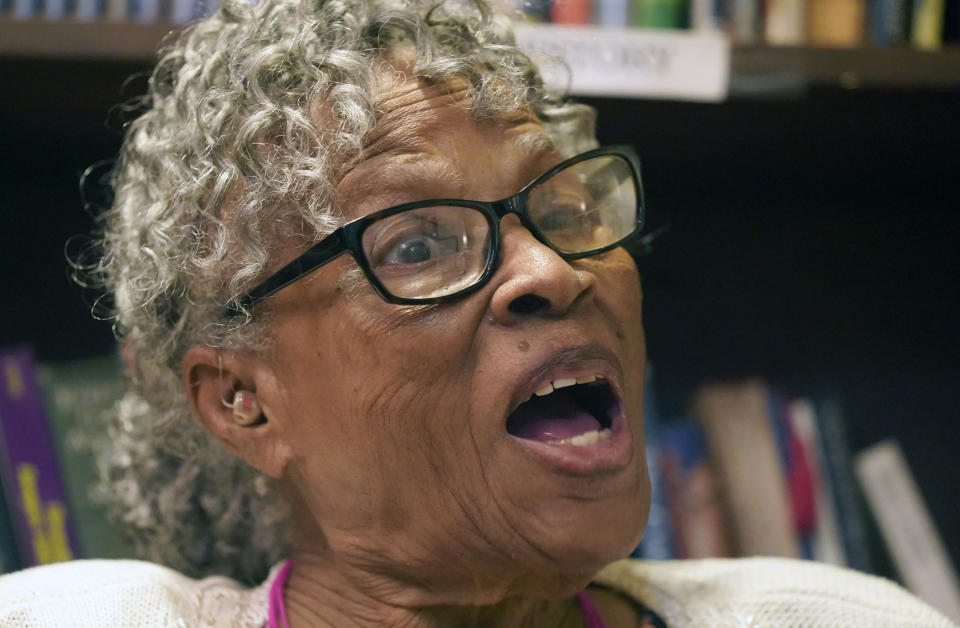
[633,374,960,623]
[0,0,223,24]
[0,346,132,575]
[2,0,958,50]
[512,0,960,50]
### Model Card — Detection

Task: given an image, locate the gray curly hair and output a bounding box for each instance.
[93,0,598,584]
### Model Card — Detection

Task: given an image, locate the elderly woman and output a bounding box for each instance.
[0,0,954,626]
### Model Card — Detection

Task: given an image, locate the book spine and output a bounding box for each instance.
[815,399,872,572]
[132,0,160,23]
[631,0,686,28]
[103,0,126,20]
[694,380,797,558]
[690,0,724,30]
[0,348,79,567]
[12,0,40,19]
[73,0,102,20]
[171,0,217,23]
[661,419,730,559]
[39,357,133,560]
[789,398,846,566]
[767,387,815,559]
[856,440,960,623]
[595,0,629,26]
[728,0,762,43]
[513,0,551,22]
[912,0,946,49]
[550,0,592,23]
[43,0,67,20]
[808,0,866,47]
[765,0,807,45]
[630,368,674,560]
[868,0,912,46]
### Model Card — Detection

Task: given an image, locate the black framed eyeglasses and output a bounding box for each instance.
[227,144,644,313]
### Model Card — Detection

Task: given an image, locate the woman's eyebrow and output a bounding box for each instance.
[510,129,556,157]
[340,126,555,212]
[340,154,466,211]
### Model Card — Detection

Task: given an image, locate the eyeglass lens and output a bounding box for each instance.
[359,154,638,300]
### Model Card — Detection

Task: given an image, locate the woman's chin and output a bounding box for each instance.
[524,502,648,579]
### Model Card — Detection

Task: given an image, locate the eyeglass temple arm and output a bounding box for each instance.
[226,230,347,315]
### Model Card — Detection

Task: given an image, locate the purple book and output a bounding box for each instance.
[0,347,79,567]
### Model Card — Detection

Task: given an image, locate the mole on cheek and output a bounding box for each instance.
[518,340,530,352]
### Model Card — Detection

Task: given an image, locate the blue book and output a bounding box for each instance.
[659,418,730,558]
[869,0,912,46]
[815,398,872,573]
[595,0,628,26]
[631,367,674,560]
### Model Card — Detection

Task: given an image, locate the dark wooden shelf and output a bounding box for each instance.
[2,18,960,93]
[732,44,960,92]
[0,18,173,61]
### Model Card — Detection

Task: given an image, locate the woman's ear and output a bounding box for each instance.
[182,345,293,478]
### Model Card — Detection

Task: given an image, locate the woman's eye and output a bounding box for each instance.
[384,237,435,264]
[539,204,583,231]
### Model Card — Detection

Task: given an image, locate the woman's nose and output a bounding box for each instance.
[487,216,595,326]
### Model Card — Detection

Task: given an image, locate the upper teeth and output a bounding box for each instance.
[534,374,602,397]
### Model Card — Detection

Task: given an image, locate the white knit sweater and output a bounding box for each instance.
[0,557,954,627]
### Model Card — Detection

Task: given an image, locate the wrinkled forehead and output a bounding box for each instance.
[337,64,554,180]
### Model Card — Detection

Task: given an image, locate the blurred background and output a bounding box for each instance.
[0,0,958,620]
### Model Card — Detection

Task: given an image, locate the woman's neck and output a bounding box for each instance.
[282,554,587,628]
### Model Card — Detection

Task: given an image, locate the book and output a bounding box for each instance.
[74,0,104,21]
[693,380,798,558]
[38,356,133,560]
[130,0,161,22]
[767,388,816,559]
[814,398,872,572]
[856,440,960,623]
[868,0,912,46]
[103,0,126,20]
[631,367,674,560]
[788,398,845,566]
[0,347,79,568]
[690,0,723,30]
[550,0,592,24]
[594,0,629,26]
[631,0,686,28]
[43,0,67,20]
[12,0,41,18]
[171,0,220,23]
[912,0,947,49]
[661,418,730,558]
[808,0,865,47]
[513,0,552,22]
[764,0,807,45]
[728,0,762,43]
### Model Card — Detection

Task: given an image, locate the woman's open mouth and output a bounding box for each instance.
[506,375,616,445]
[505,372,633,474]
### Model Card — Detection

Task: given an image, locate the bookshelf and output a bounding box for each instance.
[0,18,957,588]
[2,18,960,91]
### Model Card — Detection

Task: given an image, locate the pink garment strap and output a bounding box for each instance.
[577,591,608,628]
[267,559,294,628]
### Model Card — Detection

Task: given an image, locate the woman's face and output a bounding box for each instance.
[257,80,649,603]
